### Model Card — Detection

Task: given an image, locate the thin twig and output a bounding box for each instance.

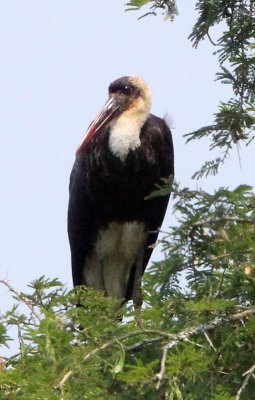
[59,370,73,387]
[210,253,231,261]
[192,217,255,228]
[125,336,164,352]
[204,332,217,352]
[3,351,39,367]
[156,345,168,389]
[0,279,42,321]
[185,339,205,349]
[207,30,217,46]
[236,363,255,400]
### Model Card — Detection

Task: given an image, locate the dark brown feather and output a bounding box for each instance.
[68,113,174,301]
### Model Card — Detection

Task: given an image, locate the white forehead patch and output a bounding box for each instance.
[130,76,152,107]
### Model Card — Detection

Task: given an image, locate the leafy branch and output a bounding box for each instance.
[2,275,255,397]
[0,279,42,321]
[125,0,178,20]
[187,1,255,177]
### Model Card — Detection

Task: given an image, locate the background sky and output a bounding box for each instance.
[0,0,253,326]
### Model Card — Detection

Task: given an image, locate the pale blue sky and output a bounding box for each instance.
[0,0,253,315]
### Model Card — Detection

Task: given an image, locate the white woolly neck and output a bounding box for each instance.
[109,87,152,162]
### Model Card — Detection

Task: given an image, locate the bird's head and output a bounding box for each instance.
[76,76,152,155]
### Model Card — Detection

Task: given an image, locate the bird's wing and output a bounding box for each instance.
[125,115,174,301]
[142,114,174,269]
[68,159,97,287]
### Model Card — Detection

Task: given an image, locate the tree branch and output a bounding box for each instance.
[125,336,164,351]
[57,329,170,388]
[192,216,255,228]
[236,363,255,400]
[82,329,170,362]
[0,279,42,321]
[164,308,255,350]
[57,307,255,388]
[156,345,168,389]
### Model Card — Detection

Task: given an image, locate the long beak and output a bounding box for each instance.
[76,96,120,155]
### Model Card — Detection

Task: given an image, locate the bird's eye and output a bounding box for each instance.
[122,86,132,95]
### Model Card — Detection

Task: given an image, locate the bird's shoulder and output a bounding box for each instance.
[140,113,174,174]
[141,113,172,142]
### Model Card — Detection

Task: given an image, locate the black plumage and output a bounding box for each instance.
[68,76,174,306]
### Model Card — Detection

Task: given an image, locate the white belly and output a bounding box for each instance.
[83,221,147,299]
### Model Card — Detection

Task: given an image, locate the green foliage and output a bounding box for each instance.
[0,323,9,347]
[187,0,255,177]
[125,0,178,20]
[1,183,255,398]
[1,1,255,398]
[127,0,255,177]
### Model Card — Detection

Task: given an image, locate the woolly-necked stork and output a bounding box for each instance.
[68,76,174,307]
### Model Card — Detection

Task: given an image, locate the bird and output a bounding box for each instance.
[68,76,174,307]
